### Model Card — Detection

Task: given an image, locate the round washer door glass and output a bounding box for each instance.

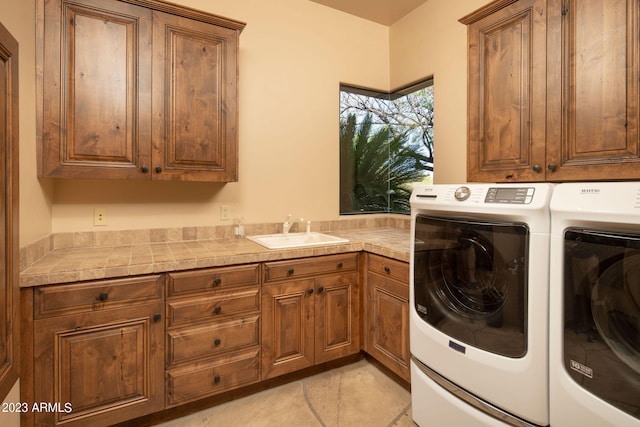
[413,215,529,358]
[563,228,640,420]
[592,253,640,375]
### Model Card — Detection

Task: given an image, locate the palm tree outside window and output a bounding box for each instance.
[339,79,434,214]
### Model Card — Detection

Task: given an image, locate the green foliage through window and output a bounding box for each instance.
[339,79,434,214]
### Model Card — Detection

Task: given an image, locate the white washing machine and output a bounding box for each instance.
[410,184,553,427]
[549,182,640,427]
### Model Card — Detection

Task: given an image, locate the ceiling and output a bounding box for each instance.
[309,0,429,26]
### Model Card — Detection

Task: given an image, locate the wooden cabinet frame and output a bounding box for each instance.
[0,20,19,403]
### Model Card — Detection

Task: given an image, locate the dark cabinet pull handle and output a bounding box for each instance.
[548,163,557,172]
[153,313,161,322]
[318,286,324,293]
[337,262,343,268]
[97,292,108,301]
[384,266,391,274]
[214,375,221,384]
[155,165,162,173]
[214,306,222,314]
[214,338,221,346]
[288,268,295,276]
[532,164,541,172]
[307,288,314,294]
[141,165,149,173]
[213,278,222,286]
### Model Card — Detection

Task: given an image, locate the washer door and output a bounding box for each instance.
[563,228,640,421]
[413,215,529,358]
[592,253,640,375]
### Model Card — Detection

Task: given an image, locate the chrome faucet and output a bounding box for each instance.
[283,214,304,234]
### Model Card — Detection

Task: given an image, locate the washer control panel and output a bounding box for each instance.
[485,187,535,204]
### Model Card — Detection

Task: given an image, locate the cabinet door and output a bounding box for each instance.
[151,11,240,182]
[367,274,410,382]
[314,273,359,364]
[463,0,547,182]
[33,303,164,426]
[546,0,640,180]
[261,279,315,380]
[0,21,18,402]
[39,0,152,179]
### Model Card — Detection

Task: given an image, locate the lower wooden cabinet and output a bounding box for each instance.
[165,265,262,407]
[364,254,410,382]
[261,254,360,380]
[22,275,165,427]
[20,251,411,425]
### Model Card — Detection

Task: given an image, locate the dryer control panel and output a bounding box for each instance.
[485,187,535,204]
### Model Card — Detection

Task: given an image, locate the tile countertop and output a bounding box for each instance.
[20,228,410,288]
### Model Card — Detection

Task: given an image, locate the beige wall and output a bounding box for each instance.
[2,0,53,248]
[14,0,493,237]
[391,0,489,185]
[51,0,391,233]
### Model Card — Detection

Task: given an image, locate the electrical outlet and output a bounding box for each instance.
[94,208,107,226]
[220,205,231,221]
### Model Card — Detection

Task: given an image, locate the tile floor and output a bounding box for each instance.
[156,359,416,427]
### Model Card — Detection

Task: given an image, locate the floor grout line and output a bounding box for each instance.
[387,403,412,427]
[303,380,327,427]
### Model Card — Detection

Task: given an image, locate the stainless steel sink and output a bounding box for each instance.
[247,232,348,249]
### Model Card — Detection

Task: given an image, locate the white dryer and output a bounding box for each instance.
[410,184,553,427]
[550,182,640,427]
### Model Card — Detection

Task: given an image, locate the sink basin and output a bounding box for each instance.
[247,232,348,249]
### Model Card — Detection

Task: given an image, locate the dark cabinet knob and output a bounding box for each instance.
[337,262,343,268]
[214,338,221,346]
[153,313,161,322]
[532,164,541,172]
[548,163,557,172]
[214,306,222,314]
[318,286,324,293]
[155,165,162,173]
[213,278,222,286]
[307,288,314,294]
[214,375,221,384]
[288,268,295,276]
[97,292,108,301]
[384,266,391,274]
[141,165,149,173]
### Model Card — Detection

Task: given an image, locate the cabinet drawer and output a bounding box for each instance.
[168,264,260,297]
[368,254,409,284]
[167,315,260,365]
[263,253,358,283]
[35,275,164,318]
[368,271,409,300]
[166,347,260,407]
[167,287,260,327]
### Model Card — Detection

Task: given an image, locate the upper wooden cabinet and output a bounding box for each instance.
[462,0,640,182]
[37,0,245,181]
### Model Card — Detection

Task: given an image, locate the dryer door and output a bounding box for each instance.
[563,228,640,421]
[413,215,529,358]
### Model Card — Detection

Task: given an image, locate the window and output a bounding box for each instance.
[339,78,434,214]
